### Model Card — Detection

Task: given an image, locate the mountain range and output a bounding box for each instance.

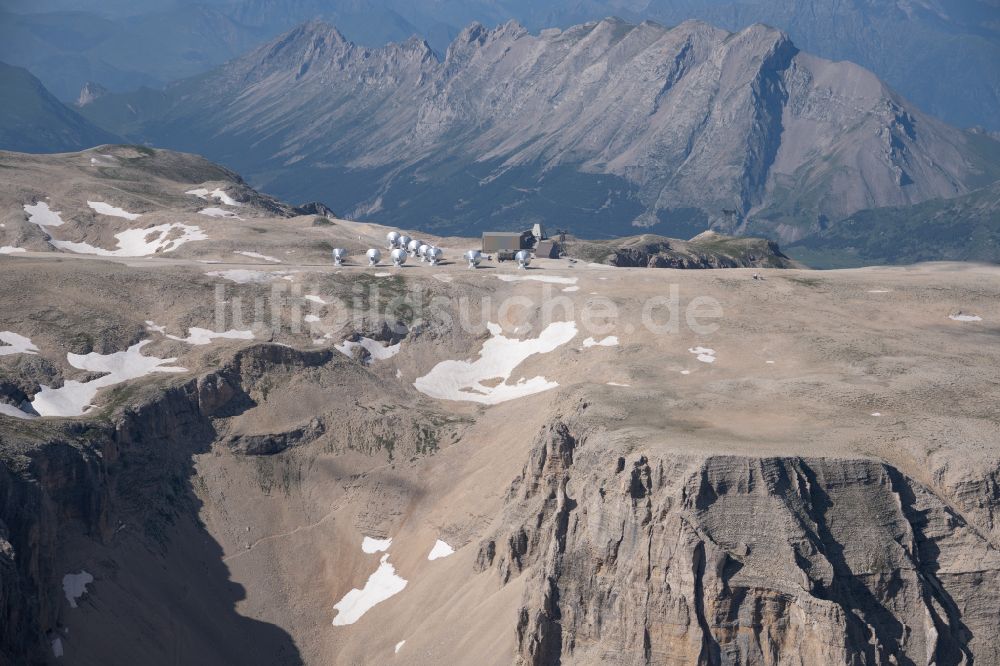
[2,0,998,132]
[790,179,1000,267]
[80,19,1000,242]
[0,61,120,153]
[0,5,271,102]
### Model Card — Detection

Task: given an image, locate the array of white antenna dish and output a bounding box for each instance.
[363,231,448,267]
[338,230,540,271]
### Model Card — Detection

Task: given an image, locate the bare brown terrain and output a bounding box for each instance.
[1,147,998,665]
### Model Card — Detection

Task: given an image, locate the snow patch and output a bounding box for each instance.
[0,246,26,254]
[52,223,206,256]
[606,382,630,387]
[413,321,577,404]
[395,640,405,654]
[336,337,401,363]
[332,554,407,626]
[304,295,327,305]
[871,412,882,417]
[497,274,577,285]
[582,336,618,348]
[362,537,392,554]
[63,571,94,608]
[52,638,64,658]
[0,403,35,419]
[949,313,982,322]
[562,286,579,292]
[427,539,455,560]
[187,188,241,206]
[0,332,39,356]
[87,201,140,220]
[235,251,281,263]
[31,342,186,417]
[689,346,716,363]
[304,314,321,323]
[24,202,64,227]
[146,321,253,346]
[198,207,242,220]
[170,328,253,346]
[209,188,240,206]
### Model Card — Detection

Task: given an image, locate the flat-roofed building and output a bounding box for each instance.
[482,231,533,257]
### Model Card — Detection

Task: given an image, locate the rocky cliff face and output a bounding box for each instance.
[0,350,237,663]
[0,342,454,664]
[6,372,998,664]
[476,420,1000,665]
[564,231,795,268]
[82,18,1000,242]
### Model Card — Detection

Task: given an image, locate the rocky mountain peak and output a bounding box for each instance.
[75,82,108,108]
[456,19,528,51]
[259,19,350,65]
[722,22,797,66]
[455,21,488,45]
[393,35,437,63]
[297,18,349,45]
[494,19,530,41]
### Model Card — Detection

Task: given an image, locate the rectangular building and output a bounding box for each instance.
[482,232,525,254]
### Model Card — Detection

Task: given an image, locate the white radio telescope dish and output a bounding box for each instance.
[407,239,422,256]
[427,247,443,266]
[515,250,531,269]
[391,248,407,267]
[332,248,347,266]
[386,231,401,248]
[367,248,382,266]
[465,250,481,268]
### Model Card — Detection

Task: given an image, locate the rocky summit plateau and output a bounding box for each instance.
[1,146,998,665]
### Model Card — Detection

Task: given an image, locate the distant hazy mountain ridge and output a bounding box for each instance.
[0,62,120,153]
[790,181,1000,268]
[81,19,1000,241]
[3,0,996,133]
